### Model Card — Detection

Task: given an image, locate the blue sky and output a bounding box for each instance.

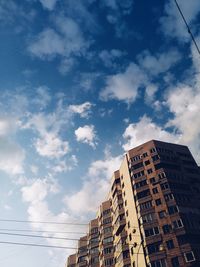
[0,0,200,266]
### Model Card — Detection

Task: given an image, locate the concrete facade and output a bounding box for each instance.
[66,140,200,267]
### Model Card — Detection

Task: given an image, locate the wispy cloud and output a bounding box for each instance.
[69,102,94,118]
[38,0,58,11]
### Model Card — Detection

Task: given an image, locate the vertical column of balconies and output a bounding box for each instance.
[88,219,100,267]
[98,200,114,267]
[77,236,89,267]
[111,171,131,267]
[66,254,77,267]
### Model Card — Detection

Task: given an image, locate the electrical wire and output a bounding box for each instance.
[0,241,76,249]
[173,0,200,56]
[0,228,85,235]
[0,231,83,241]
[0,219,87,226]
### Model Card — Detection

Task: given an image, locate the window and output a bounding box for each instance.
[132,162,143,170]
[103,236,113,244]
[158,172,166,179]
[136,189,150,200]
[103,209,110,216]
[166,239,175,250]
[133,170,145,179]
[78,256,87,263]
[103,217,112,224]
[171,257,180,267]
[91,227,98,234]
[128,221,130,228]
[91,237,98,244]
[164,193,174,201]
[152,155,160,162]
[143,152,148,158]
[125,200,127,206]
[91,247,99,254]
[162,224,171,234]
[159,210,166,219]
[104,258,114,266]
[103,227,112,234]
[129,233,132,241]
[151,259,166,267]
[134,179,147,189]
[79,246,87,253]
[150,177,156,183]
[145,227,159,237]
[160,183,169,190]
[104,247,113,255]
[139,200,152,210]
[150,148,156,153]
[184,251,195,262]
[126,210,128,217]
[147,241,161,254]
[152,187,158,194]
[144,160,150,166]
[155,198,162,206]
[141,213,155,223]
[172,219,183,229]
[147,168,153,174]
[168,205,179,215]
[131,155,141,162]
[91,257,99,265]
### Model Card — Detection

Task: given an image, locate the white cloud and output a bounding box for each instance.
[28,28,65,60]
[145,84,158,104]
[33,86,52,110]
[64,150,122,214]
[0,137,25,175]
[122,115,180,151]
[39,0,58,10]
[138,49,181,76]
[4,204,12,210]
[100,63,147,104]
[75,125,97,148]
[0,116,25,175]
[23,99,71,159]
[20,176,82,266]
[160,0,200,41]
[35,133,69,159]
[28,16,89,60]
[21,178,59,203]
[69,102,93,118]
[166,84,200,162]
[52,155,78,173]
[162,36,200,163]
[99,49,126,68]
[0,116,17,136]
[58,57,76,75]
[30,165,38,175]
[102,0,134,16]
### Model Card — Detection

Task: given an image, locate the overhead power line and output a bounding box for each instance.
[0,228,85,235]
[173,0,200,56]
[0,232,82,241]
[0,219,87,226]
[0,241,76,250]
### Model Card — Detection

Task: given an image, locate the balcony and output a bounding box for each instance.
[114,218,126,236]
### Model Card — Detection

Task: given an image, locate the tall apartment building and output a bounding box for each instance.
[66,140,200,267]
